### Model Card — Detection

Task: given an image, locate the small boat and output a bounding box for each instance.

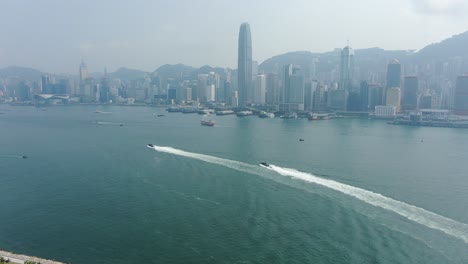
[201,120,215,126]
[259,111,275,118]
[236,110,253,117]
[299,139,304,142]
[22,155,28,159]
[157,114,165,117]
[259,162,272,169]
[147,144,154,148]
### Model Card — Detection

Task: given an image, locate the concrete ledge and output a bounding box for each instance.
[0,250,65,264]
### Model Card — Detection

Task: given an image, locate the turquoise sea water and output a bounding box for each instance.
[0,105,468,263]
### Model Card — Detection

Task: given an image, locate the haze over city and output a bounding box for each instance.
[1,0,468,73]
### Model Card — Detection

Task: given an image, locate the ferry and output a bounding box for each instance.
[167,107,181,112]
[201,120,215,126]
[259,111,275,118]
[236,110,253,117]
[215,110,235,115]
[182,107,199,114]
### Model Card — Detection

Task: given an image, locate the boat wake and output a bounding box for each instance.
[148,145,468,244]
[0,155,26,159]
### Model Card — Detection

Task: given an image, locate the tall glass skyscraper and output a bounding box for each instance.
[237,23,252,107]
[386,60,401,88]
[339,46,354,92]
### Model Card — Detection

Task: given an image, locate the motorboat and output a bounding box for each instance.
[201,120,215,126]
[147,144,155,148]
[259,162,271,169]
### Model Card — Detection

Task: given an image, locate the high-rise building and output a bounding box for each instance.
[197,74,208,102]
[339,45,354,92]
[386,60,401,88]
[386,60,401,105]
[253,74,266,104]
[386,87,401,112]
[402,76,418,111]
[280,64,304,112]
[420,95,434,109]
[266,73,280,105]
[79,60,88,83]
[454,76,468,115]
[41,75,50,94]
[360,81,369,111]
[237,23,252,107]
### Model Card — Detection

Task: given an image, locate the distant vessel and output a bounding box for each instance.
[22,155,28,159]
[201,120,215,126]
[215,110,235,115]
[198,109,214,115]
[259,162,272,169]
[147,144,154,148]
[167,107,181,112]
[280,112,298,119]
[236,110,253,117]
[259,111,275,118]
[157,114,165,117]
[299,139,304,142]
[182,107,198,114]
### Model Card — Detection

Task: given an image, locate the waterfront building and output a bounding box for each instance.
[340,46,354,91]
[420,95,434,109]
[360,81,369,111]
[237,23,252,106]
[253,74,266,105]
[386,60,401,103]
[347,91,361,111]
[386,87,401,112]
[339,45,354,110]
[375,105,396,118]
[280,64,304,112]
[79,60,88,83]
[454,75,468,115]
[41,75,50,94]
[197,74,208,102]
[231,90,239,107]
[266,73,280,106]
[304,81,318,111]
[327,89,346,111]
[402,76,418,111]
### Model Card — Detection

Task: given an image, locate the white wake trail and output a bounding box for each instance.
[151,145,468,243]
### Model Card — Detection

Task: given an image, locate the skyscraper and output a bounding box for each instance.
[339,45,354,92]
[237,23,252,107]
[281,64,304,112]
[386,87,401,112]
[454,75,468,115]
[402,76,418,111]
[79,60,88,83]
[386,60,401,88]
[266,73,280,105]
[253,74,266,105]
[360,81,369,111]
[41,75,49,94]
[386,60,401,105]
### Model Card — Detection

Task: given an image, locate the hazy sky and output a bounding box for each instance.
[1,0,468,74]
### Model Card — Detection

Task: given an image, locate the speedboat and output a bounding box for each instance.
[259,162,271,169]
[201,120,215,126]
[22,155,28,159]
[147,144,155,148]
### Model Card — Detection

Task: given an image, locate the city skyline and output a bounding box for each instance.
[1,0,468,73]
